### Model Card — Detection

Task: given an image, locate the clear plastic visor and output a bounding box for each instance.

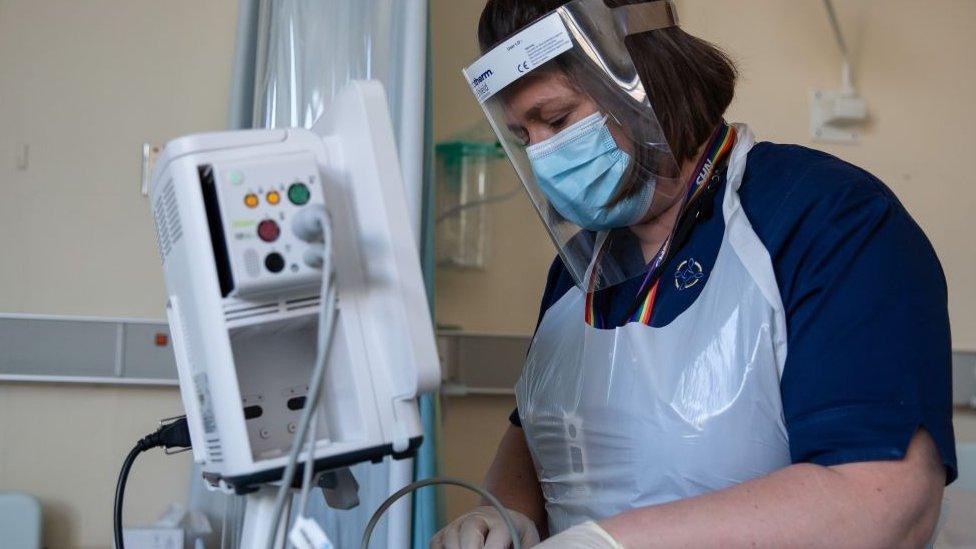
[463,0,682,290]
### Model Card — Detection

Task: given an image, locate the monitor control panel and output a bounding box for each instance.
[203,152,324,299]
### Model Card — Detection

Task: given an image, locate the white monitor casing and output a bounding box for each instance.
[149,81,439,492]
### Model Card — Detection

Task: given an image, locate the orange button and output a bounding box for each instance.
[244,193,259,208]
[266,191,280,205]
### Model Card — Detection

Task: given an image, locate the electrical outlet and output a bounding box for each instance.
[810,90,868,144]
[16,143,29,171]
[141,142,162,196]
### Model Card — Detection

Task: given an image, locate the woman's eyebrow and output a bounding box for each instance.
[504,103,544,135]
[505,97,576,133]
[524,98,574,121]
[523,103,544,121]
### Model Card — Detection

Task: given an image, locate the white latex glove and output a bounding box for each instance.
[429,505,541,549]
[533,521,622,549]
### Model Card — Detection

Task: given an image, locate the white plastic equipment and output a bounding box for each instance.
[148,81,439,500]
[0,492,41,549]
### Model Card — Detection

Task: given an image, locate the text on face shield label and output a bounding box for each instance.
[462,12,573,104]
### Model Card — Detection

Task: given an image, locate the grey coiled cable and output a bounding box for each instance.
[360,476,522,549]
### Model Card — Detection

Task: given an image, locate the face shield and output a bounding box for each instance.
[463,0,681,291]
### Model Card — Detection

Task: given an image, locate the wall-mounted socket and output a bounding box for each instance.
[16,143,30,171]
[810,90,868,144]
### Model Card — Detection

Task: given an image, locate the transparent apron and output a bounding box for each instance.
[515,126,792,534]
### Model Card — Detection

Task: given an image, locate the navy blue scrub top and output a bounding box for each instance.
[510,142,958,484]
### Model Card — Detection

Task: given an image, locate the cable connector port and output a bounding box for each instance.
[291,204,329,243]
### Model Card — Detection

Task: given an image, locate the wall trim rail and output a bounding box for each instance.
[0,313,177,386]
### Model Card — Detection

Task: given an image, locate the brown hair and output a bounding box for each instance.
[478,0,738,164]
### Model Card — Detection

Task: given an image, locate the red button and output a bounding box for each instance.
[257,219,280,242]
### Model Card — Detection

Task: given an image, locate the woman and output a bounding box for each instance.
[433,0,956,547]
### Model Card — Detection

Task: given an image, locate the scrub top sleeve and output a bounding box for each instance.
[778,177,957,483]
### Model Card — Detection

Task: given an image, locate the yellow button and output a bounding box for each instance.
[266,191,280,205]
[244,193,259,208]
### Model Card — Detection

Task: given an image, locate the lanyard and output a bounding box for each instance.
[584,123,737,328]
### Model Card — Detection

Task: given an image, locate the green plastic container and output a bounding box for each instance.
[434,138,506,269]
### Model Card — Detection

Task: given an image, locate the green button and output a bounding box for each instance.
[288,182,310,205]
[227,170,244,185]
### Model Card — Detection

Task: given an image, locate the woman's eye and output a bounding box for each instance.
[550,116,569,130]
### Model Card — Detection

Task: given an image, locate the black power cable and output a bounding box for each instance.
[114,417,192,549]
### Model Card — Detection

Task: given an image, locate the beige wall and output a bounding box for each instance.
[0,1,238,547]
[431,0,976,522]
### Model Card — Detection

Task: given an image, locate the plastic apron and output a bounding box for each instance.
[515,125,792,534]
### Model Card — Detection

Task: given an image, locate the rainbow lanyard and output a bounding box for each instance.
[584,123,737,328]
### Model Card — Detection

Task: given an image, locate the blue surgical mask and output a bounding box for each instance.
[526,112,651,231]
